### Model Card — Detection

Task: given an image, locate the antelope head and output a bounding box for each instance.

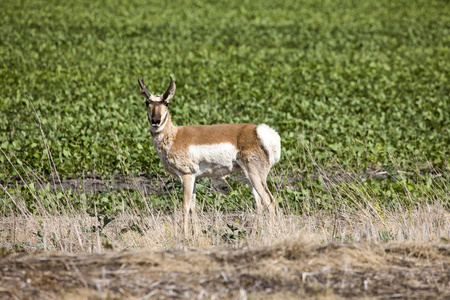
[138,76,176,133]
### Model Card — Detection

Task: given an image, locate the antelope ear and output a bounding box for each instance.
[138,76,152,99]
[162,76,176,103]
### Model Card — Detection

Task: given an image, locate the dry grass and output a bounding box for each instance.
[1,204,449,253]
[0,233,449,299]
[1,205,449,299]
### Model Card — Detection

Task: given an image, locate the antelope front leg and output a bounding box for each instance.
[191,180,199,235]
[181,174,195,237]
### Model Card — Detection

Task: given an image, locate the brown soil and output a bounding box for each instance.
[1,173,240,195]
[4,161,418,196]
[1,241,449,299]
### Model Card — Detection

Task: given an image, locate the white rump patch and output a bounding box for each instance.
[188,143,238,177]
[256,124,281,166]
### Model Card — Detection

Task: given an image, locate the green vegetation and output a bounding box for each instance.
[0,0,449,221]
[1,0,449,175]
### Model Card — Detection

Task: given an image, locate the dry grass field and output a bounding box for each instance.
[1,240,449,299]
[1,207,449,299]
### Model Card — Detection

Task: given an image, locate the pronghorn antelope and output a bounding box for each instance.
[138,76,281,235]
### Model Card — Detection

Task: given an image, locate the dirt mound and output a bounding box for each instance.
[1,240,449,299]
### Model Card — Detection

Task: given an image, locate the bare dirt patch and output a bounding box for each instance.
[2,164,409,195]
[1,240,449,299]
[1,173,240,195]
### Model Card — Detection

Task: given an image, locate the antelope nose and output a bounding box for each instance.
[151,119,160,126]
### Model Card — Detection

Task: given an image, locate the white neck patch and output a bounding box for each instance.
[152,133,165,142]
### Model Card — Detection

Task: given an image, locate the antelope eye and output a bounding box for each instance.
[165,102,169,107]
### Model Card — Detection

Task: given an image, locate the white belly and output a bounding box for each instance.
[188,143,241,177]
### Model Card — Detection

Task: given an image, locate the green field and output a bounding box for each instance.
[1,0,449,223]
[1,0,449,174]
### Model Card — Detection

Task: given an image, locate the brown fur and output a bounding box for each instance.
[171,123,268,164]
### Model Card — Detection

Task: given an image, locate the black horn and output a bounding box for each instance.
[138,76,152,99]
[162,76,176,101]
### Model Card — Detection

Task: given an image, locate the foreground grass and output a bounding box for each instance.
[1,142,449,298]
[1,206,449,254]
[1,138,449,252]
